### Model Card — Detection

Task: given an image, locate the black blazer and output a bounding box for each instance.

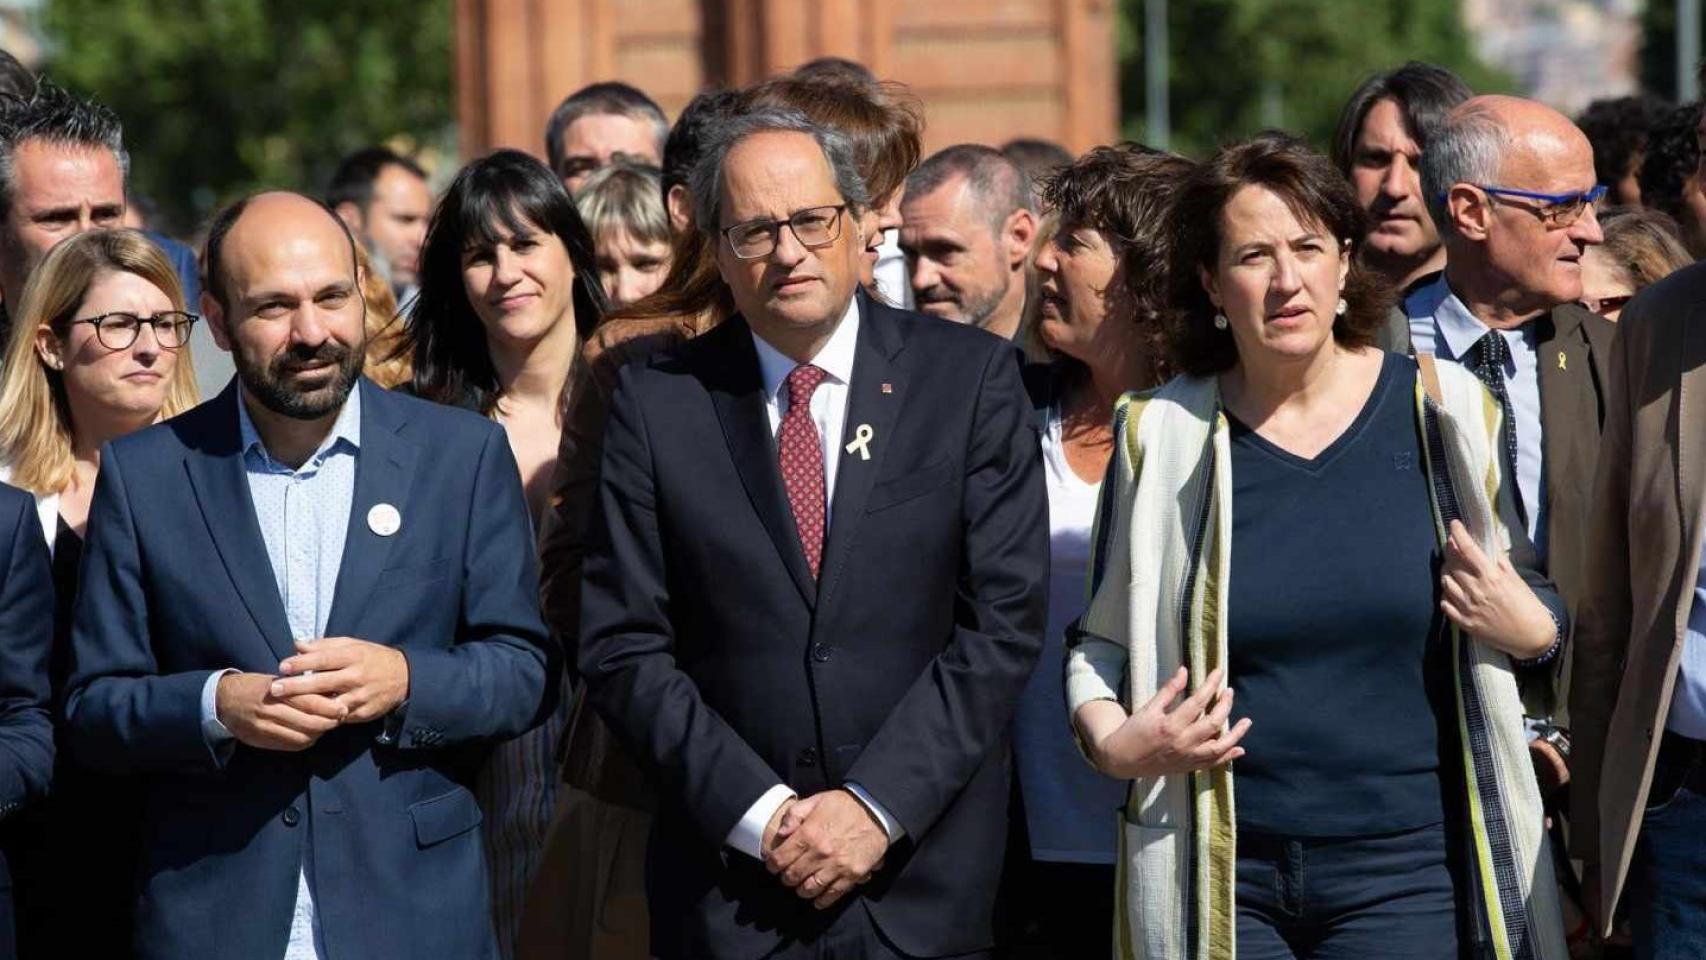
[578,293,1049,958]
[62,380,553,960]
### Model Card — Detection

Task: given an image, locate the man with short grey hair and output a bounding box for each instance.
[0,79,234,393]
[1406,95,1612,741]
[899,144,1037,342]
[579,108,1046,959]
[545,81,667,194]
[0,79,127,318]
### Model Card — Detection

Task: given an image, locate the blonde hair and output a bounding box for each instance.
[0,229,200,494]
[356,242,411,388]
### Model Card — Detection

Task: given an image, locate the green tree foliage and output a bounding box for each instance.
[1119,0,1510,158]
[38,0,453,232]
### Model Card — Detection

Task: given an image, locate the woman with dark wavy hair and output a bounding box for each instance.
[1067,132,1569,959]
[400,147,607,959]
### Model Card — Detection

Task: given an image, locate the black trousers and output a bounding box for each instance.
[763,904,993,960]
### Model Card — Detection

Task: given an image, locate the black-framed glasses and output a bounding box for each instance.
[721,204,848,260]
[69,310,198,350]
[1465,184,1607,229]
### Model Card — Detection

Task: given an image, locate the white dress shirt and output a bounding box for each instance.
[723,297,904,859]
[1405,274,1548,558]
[871,228,914,311]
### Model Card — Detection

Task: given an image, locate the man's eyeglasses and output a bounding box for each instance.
[721,205,848,260]
[68,310,197,350]
[1468,184,1607,229]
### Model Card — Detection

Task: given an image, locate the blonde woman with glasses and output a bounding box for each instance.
[0,227,198,958]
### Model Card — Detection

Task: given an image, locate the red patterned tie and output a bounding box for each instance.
[779,364,828,578]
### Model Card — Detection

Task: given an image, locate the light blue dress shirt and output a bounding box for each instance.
[1405,274,1548,559]
[1670,549,1706,738]
[198,386,362,960]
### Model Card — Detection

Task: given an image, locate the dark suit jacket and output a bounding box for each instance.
[63,379,554,960]
[0,482,52,958]
[1392,295,1615,719]
[579,293,1048,959]
[0,484,51,823]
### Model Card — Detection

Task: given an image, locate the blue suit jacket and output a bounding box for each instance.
[0,483,51,821]
[580,295,1048,958]
[64,379,553,960]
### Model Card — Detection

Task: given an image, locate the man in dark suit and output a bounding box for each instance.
[63,192,553,960]
[1407,96,1614,742]
[0,482,53,960]
[578,109,1047,959]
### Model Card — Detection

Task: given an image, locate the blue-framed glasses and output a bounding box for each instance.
[1469,184,1607,228]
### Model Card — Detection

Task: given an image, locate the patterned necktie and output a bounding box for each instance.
[1471,331,1527,527]
[778,364,828,578]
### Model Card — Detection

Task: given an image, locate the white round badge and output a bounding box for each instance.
[367,503,402,537]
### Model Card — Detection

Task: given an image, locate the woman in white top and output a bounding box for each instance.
[1003,144,1194,957]
[0,227,199,957]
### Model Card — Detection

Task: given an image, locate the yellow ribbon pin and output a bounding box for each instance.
[1558,351,1567,371]
[845,423,874,461]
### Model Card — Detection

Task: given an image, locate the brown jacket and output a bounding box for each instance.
[1571,262,1706,927]
[537,310,720,805]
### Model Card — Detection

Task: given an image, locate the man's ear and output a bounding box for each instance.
[333,201,366,233]
[1004,209,1038,268]
[201,290,233,352]
[666,184,693,233]
[1446,184,1490,242]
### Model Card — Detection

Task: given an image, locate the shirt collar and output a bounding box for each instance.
[749,296,860,401]
[238,377,364,468]
[1422,274,1538,362]
[1430,280,1493,362]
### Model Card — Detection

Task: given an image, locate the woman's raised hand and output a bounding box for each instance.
[1440,520,1558,660]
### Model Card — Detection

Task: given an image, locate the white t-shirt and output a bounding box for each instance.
[1011,402,1127,863]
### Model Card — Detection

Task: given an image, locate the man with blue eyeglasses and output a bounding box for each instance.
[1407,94,1612,889]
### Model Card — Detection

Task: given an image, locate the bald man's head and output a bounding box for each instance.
[1421,95,1596,238]
[203,191,360,315]
[200,190,368,421]
[1420,94,1603,315]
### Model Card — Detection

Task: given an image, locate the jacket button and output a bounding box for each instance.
[797,747,818,767]
[812,644,833,663]
[282,806,301,827]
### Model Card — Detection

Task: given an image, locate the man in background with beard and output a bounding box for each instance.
[899,144,1036,342]
[63,191,553,960]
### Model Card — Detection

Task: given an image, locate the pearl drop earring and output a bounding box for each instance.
[1213,312,1229,330]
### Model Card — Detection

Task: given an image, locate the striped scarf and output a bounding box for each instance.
[1066,358,1566,960]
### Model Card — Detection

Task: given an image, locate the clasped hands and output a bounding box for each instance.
[215,637,410,752]
[759,789,890,910]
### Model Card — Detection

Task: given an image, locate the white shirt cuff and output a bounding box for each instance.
[200,669,239,761]
[843,781,904,841]
[725,783,796,859]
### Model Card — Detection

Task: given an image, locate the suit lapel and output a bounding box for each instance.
[1536,309,1584,509]
[182,384,297,663]
[817,295,907,611]
[706,318,818,606]
[325,381,420,638]
[1677,299,1706,584]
